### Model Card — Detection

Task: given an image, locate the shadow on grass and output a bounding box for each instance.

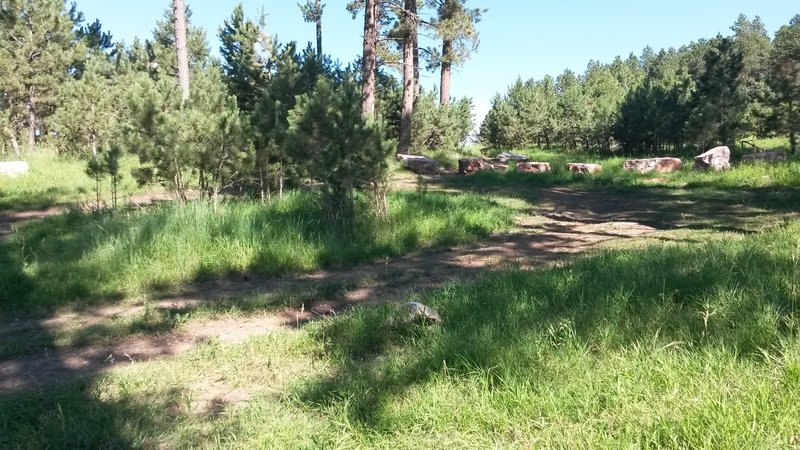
[438,168,800,234]
[296,225,800,429]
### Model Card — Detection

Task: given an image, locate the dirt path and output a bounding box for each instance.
[3,184,753,392]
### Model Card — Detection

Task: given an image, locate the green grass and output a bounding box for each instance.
[445,146,800,191]
[2,222,800,448]
[0,150,155,212]
[0,191,514,313]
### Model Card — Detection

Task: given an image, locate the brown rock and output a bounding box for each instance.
[516,162,552,173]
[459,158,506,175]
[694,146,731,171]
[566,163,603,174]
[623,157,683,174]
[742,151,787,163]
[396,154,441,175]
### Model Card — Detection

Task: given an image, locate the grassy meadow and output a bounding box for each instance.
[0,149,155,212]
[0,191,514,313]
[2,222,800,447]
[2,143,800,448]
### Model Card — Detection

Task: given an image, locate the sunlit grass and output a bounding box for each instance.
[0,149,156,211]
[2,222,800,447]
[0,191,514,313]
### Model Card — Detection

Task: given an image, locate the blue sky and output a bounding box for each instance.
[75,1,798,125]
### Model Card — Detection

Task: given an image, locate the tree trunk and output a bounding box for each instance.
[439,40,452,105]
[791,129,797,155]
[9,134,20,157]
[413,18,420,99]
[361,0,378,118]
[398,0,417,154]
[315,0,323,56]
[27,85,35,150]
[173,0,190,103]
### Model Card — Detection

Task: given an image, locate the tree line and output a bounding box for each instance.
[479,15,800,155]
[0,0,483,219]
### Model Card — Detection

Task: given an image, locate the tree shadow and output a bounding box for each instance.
[295,232,800,430]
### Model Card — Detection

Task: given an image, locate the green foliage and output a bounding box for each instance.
[286,76,395,220]
[125,68,251,200]
[0,148,152,212]
[0,0,84,151]
[0,191,512,312]
[219,3,271,114]
[411,90,473,153]
[766,15,800,154]
[51,54,119,157]
[480,14,800,156]
[686,36,746,150]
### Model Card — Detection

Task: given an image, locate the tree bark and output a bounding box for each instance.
[398,0,417,154]
[439,40,452,105]
[9,134,20,157]
[27,86,35,151]
[315,0,323,56]
[360,0,378,118]
[173,0,190,103]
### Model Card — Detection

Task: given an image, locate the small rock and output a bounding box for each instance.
[396,154,441,175]
[516,162,552,173]
[0,161,29,177]
[459,158,505,175]
[496,152,529,163]
[742,151,787,163]
[566,163,603,174]
[394,302,442,325]
[694,146,730,171]
[623,157,682,174]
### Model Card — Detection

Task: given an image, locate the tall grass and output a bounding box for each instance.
[2,222,799,447]
[0,191,513,312]
[0,150,152,211]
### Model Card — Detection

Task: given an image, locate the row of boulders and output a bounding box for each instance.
[396,146,788,176]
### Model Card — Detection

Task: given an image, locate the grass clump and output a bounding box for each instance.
[0,150,152,212]
[2,222,800,447]
[0,191,514,313]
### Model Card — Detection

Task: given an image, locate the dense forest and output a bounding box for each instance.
[0,0,481,217]
[479,15,800,156]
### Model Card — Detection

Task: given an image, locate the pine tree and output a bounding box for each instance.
[428,0,483,105]
[687,36,746,150]
[0,0,83,151]
[285,76,394,222]
[731,15,772,136]
[52,54,118,157]
[299,0,324,56]
[767,15,800,154]
[219,3,271,114]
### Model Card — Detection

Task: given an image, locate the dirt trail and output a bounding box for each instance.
[0,187,685,392]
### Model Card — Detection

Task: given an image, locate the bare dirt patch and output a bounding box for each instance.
[0,186,742,392]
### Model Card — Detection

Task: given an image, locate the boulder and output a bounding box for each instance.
[694,146,731,171]
[516,162,552,173]
[496,152,529,163]
[623,157,683,174]
[566,163,603,174]
[459,157,506,175]
[0,161,29,177]
[396,154,441,175]
[396,302,442,325]
[742,151,787,163]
